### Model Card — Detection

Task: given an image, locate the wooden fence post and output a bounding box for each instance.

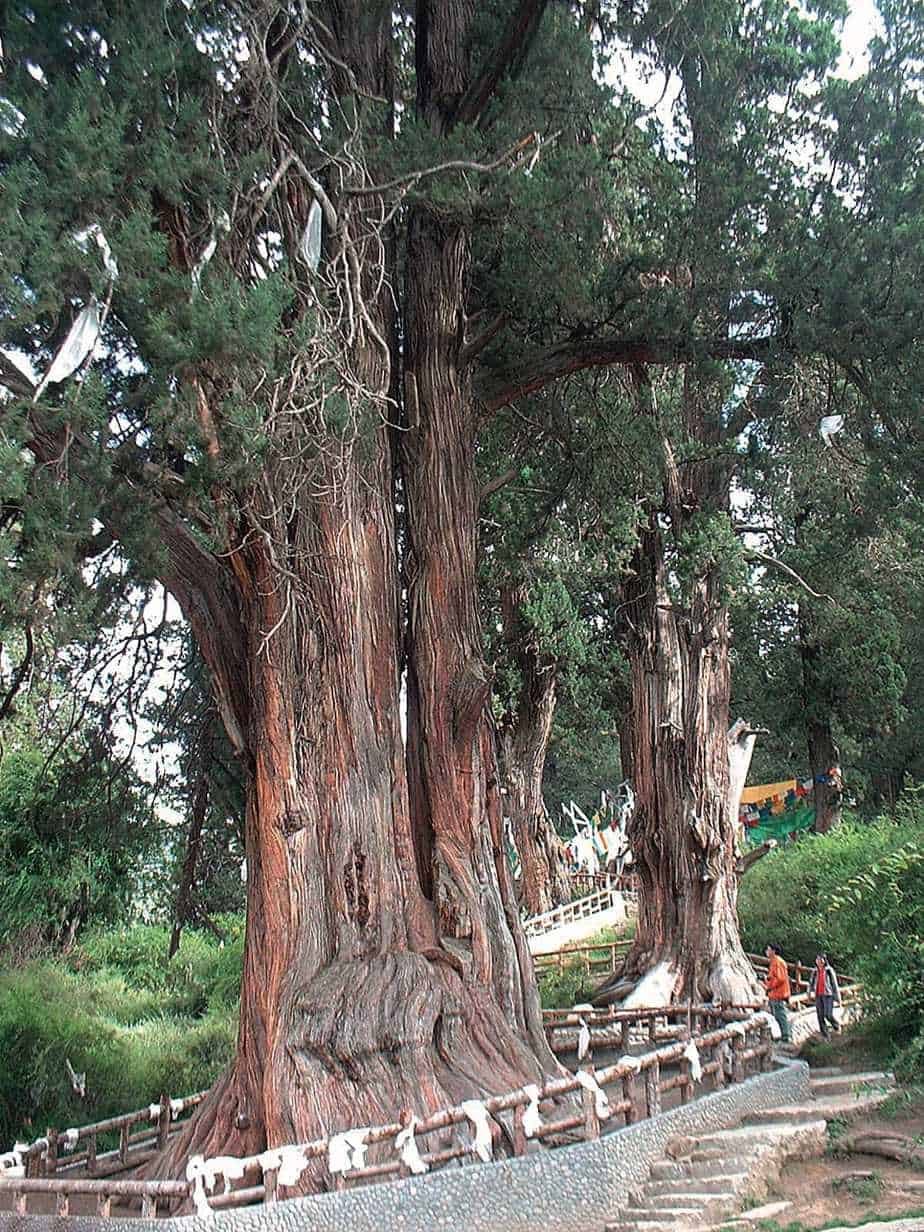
[581,1073,601,1141]
[87,1133,97,1177]
[645,1059,662,1118]
[157,1093,172,1151]
[45,1128,58,1177]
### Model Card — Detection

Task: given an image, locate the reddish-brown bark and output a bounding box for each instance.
[594,521,762,1007]
[499,585,570,917]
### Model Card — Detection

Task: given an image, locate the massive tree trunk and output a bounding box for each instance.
[594,521,762,1008]
[400,204,552,1071]
[148,0,556,1183]
[498,584,570,917]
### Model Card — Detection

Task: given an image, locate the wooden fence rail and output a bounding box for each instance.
[0,1012,773,1219]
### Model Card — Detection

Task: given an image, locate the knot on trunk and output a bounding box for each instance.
[343,842,370,929]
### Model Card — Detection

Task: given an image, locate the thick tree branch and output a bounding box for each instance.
[482,334,778,412]
[5,369,250,752]
[745,550,834,603]
[454,0,550,127]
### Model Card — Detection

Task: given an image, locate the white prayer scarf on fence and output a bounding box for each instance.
[461,1100,493,1162]
[577,1017,591,1061]
[200,1154,250,1195]
[682,1040,703,1083]
[521,1084,543,1139]
[185,1155,215,1218]
[0,1144,28,1179]
[257,1145,311,1189]
[615,1054,642,1073]
[394,1117,428,1175]
[62,1127,80,1153]
[575,1069,609,1120]
[726,1019,747,1038]
[148,1104,162,1121]
[170,1098,186,1116]
[755,1010,781,1040]
[328,1128,369,1175]
[34,299,101,400]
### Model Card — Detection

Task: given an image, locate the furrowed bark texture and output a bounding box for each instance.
[500,585,570,917]
[594,522,760,1007]
[146,0,558,1185]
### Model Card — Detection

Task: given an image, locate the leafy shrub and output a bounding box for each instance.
[739,795,924,1079]
[0,920,244,1145]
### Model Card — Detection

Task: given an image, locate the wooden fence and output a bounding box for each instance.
[523,885,625,938]
[0,1011,773,1219]
[534,944,858,1006]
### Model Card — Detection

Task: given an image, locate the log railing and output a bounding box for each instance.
[0,1012,773,1219]
[534,943,858,1002]
[524,886,625,938]
[0,1089,208,1206]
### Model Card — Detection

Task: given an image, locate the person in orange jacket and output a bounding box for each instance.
[765,943,792,1043]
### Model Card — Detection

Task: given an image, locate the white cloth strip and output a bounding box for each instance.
[460,1099,493,1162]
[726,1019,747,1037]
[148,1104,162,1121]
[576,1017,591,1061]
[683,1040,703,1083]
[615,1054,642,1072]
[755,1009,781,1040]
[575,1069,610,1120]
[185,1156,214,1218]
[328,1128,369,1175]
[34,299,101,400]
[394,1117,428,1175]
[62,1128,80,1152]
[521,1085,542,1139]
[257,1145,311,1188]
[0,1145,26,1179]
[170,1098,185,1116]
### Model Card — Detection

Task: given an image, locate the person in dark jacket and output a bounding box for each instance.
[810,952,841,1038]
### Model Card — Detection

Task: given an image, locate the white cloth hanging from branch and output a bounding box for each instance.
[257,1145,311,1188]
[33,299,101,400]
[577,1017,591,1061]
[819,414,845,445]
[299,199,322,270]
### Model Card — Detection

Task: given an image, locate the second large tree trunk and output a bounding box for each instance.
[499,584,570,918]
[595,522,761,1007]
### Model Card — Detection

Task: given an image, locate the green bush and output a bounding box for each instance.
[0,921,244,1145]
[738,795,924,1079]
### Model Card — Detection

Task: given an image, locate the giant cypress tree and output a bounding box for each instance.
[5,0,924,1176]
[0,0,624,1173]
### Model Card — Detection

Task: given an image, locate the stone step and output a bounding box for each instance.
[635,1192,739,1221]
[625,1206,711,1222]
[606,1221,679,1232]
[743,1092,891,1125]
[809,1071,894,1097]
[650,1156,753,1181]
[808,1065,845,1076]
[645,1174,747,1197]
